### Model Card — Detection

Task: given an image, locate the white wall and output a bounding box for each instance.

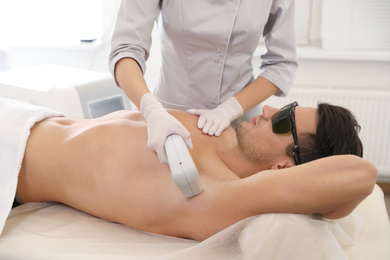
[4,0,121,73]
[3,0,390,92]
[256,0,389,93]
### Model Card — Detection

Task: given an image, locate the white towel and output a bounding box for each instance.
[0,98,63,234]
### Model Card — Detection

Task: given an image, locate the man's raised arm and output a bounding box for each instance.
[232,155,377,219]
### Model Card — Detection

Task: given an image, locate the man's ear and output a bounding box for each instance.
[271,159,295,170]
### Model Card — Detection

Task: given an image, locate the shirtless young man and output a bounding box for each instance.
[15,102,377,241]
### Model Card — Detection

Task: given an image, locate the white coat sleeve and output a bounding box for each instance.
[259,0,298,97]
[109,0,161,82]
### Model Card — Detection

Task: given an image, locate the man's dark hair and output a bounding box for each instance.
[286,103,363,164]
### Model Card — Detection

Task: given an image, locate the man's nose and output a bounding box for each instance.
[262,105,280,120]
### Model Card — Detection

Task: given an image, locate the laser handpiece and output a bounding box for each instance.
[164,134,203,197]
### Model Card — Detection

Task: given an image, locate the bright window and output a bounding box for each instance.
[0,0,102,46]
[321,0,390,49]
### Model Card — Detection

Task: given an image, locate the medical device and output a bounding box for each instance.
[0,65,131,118]
[164,134,203,197]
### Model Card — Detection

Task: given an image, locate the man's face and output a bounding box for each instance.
[236,104,318,167]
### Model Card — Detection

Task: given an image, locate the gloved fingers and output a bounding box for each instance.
[187,109,207,130]
[173,125,193,150]
[201,118,215,135]
[183,136,193,150]
[205,119,230,136]
[188,106,233,135]
[190,110,222,136]
[182,133,193,150]
[155,145,169,164]
[146,115,192,164]
[141,94,194,163]
[210,125,223,136]
[214,128,223,136]
[214,124,227,136]
[197,115,207,129]
[146,132,167,164]
[207,122,220,136]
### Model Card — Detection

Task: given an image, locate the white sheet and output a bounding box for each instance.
[1,185,389,260]
[1,98,389,259]
[343,184,390,259]
[0,98,63,234]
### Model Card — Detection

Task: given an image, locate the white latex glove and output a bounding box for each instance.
[140,93,192,164]
[187,97,243,136]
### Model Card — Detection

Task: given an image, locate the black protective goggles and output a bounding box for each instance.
[271,101,301,165]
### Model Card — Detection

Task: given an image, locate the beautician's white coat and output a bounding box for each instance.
[109,0,297,117]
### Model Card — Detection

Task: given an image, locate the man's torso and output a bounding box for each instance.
[18,110,243,240]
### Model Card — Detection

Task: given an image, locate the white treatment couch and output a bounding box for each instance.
[0,98,389,259]
[0,185,389,260]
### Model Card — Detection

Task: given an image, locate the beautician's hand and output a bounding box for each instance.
[187,97,243,136]
[140,93,193,164]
